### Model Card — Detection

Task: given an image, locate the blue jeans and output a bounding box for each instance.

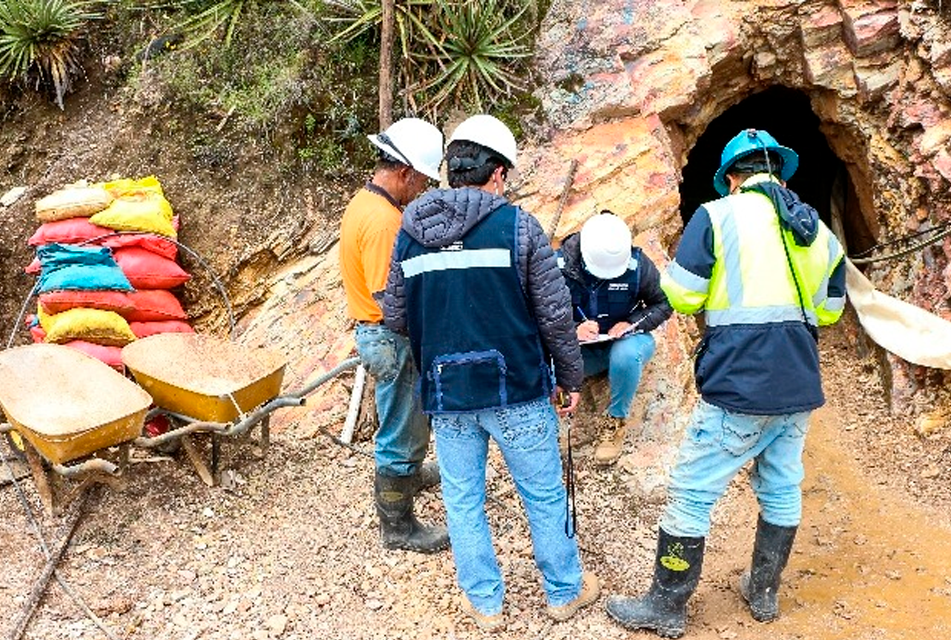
[661,400,811,537]
[354,324,430,477]
[432,398,583,615]
[582,332,656,418]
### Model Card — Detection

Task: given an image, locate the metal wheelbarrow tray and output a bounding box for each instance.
[121,333,288,423]
[0,343,152,465]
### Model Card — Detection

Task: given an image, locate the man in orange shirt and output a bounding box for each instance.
[339,117,448,553]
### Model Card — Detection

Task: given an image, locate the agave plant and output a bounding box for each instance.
[0,0,99,109]
[171,0,253,50]
[326,0,538,116]
[417,0,533,112]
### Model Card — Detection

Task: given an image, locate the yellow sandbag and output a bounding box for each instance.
[89,191,177,238]
[98,175,164,198]
[35,186,114,222]
[39,306,137,347]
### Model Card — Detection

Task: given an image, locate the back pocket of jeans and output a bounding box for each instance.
[430,350,506,412]
[718,412,765,457]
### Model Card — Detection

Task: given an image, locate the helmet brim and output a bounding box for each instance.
[712,145,799,196]
[368,134,441,181]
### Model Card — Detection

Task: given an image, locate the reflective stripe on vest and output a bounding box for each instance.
[702,195,833,328]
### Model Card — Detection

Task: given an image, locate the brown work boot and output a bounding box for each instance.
[547,571,601,621]
[593,415,627,466]
[460,597,505,632]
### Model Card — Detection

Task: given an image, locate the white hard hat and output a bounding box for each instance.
[368,117,444,180]
[447,114,517,168]
[580,213,632,280]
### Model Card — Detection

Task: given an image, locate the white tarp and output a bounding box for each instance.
[846,259,951,369]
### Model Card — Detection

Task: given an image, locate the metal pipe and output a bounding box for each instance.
[51,458,119,477]
[134,420,228,448]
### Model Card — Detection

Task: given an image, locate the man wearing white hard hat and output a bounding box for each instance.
[556,211,672,466]
[339,117,448,555]
[383,114,599,631]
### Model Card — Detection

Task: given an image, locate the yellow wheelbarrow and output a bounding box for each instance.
[0,343,153,514]
[122,333,359,485]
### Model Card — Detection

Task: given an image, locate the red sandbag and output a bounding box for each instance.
[123,289,187,322]
[28,217,112,246]
[39,290,135,315]
[112,246,191,290]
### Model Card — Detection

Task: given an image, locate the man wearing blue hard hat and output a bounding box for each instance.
[606,129,847,638]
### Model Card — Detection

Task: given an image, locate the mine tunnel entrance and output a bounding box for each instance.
[679,86,875,256]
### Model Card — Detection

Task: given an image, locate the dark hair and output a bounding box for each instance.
[375,150,407,173]
[445,140,507,188]
[727,150,784,179]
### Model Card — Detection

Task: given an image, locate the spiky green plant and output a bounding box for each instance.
[326,0,538,116]
[171,0,253,50]
[169,0,317,50]
[417,0,532,112]
[0,0,98,109]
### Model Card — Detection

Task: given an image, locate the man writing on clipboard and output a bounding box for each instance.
[557,211,672,466]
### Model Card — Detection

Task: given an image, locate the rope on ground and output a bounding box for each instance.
[849,220,951,265]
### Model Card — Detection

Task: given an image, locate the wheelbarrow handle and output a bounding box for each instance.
[283,356,361,404]
[224,356,361,436]
[52,458,119,477]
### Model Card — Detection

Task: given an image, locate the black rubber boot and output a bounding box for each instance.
[375,472,449,554]
[739,515,797,622]
[411,460,441,494]
[605,529,705,638]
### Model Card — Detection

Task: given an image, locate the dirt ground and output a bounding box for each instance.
[1,314,950,640]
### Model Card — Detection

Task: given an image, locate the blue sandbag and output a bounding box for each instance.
[36,243,133,293]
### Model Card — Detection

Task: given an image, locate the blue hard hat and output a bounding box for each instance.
[713,128,799,196]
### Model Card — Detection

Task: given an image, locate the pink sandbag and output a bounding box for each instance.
[129,320,195,339]
[112,246,191,290]
[29,324,46,343]
[63,340,125,371]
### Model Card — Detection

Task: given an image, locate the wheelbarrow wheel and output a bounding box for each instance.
[4,430,27,462]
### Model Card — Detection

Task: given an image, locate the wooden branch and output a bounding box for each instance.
[378,0,395,129]
[546,159,579,240]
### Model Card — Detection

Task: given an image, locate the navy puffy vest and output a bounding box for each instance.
[394,204,553,414]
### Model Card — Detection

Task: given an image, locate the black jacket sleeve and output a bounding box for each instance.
[518,210,584,392]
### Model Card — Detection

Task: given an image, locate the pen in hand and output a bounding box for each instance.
[576,306,589,322]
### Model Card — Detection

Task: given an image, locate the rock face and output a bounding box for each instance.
[237,1,951,470]
[511,0,951,419]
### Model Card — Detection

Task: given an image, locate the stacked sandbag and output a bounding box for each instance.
[25,176,195,370]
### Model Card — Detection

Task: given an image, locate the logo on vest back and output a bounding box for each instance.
[441,241,464,252]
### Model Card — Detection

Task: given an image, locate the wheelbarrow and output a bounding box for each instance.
[121,333,359,485]
[0,343,153,514]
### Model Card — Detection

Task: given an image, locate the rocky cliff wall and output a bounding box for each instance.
[514,0,951,419]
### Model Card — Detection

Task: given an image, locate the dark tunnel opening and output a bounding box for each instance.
[679,86,875,256]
